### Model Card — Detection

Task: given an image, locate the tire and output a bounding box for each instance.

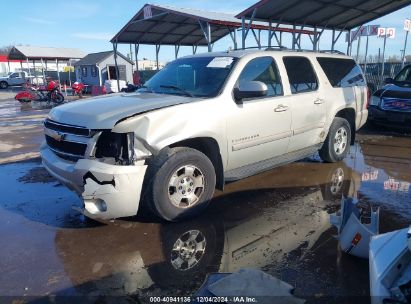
[143,147,216,221]
[51,91,64,104]
[0,81,8,89]
[319,117,351,163]
[146,218,224,289]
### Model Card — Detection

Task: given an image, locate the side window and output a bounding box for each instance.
[238,56,283,97]
[317,58,365,87]
[10,73,19,78]
[81,67,87,77]
[283,56,318,94]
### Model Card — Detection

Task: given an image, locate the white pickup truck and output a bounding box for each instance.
[0,71,30,89]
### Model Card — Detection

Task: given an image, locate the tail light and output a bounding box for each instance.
[366,87,371,109]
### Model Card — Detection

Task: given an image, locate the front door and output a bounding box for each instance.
[226,56,292,171]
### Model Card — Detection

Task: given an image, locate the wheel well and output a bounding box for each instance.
[335,108,356,144]
[169,137,225,190]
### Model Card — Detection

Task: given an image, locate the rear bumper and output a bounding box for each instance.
[40,143,148,220]
[368,106,411,128]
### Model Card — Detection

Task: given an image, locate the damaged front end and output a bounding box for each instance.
[41,118,152,219]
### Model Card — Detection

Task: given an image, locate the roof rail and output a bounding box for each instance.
[318,50,346,55]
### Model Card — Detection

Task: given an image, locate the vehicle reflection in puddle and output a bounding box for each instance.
[0,135,410,300]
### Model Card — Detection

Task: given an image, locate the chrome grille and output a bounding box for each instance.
[381,98,411,112]
[44,119,91,161]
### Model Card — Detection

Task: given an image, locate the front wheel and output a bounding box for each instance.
[143,147,216,221]
[319,117,351,163]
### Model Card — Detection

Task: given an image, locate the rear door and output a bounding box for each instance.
[226,56,292,171]
[282,56,326,152]
[316,57,368,130]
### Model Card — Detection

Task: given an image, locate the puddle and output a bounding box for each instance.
[0,134,410,301]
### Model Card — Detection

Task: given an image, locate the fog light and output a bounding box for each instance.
[84,199,107,214]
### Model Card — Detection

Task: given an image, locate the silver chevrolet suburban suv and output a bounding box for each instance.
[41,49,369,221]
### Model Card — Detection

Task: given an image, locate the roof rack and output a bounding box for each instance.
[319,50,346,55]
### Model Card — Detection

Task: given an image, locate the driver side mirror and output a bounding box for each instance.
[233,81,268,103]
[384,77,394,84]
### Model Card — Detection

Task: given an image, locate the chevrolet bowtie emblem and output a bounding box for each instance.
[50,131,66,142]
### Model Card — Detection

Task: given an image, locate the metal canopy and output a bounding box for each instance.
[8,46,85,60]
[111,3,314,46]
[111,4,242,46]
[236,0,411,30]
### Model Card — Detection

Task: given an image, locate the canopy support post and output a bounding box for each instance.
[26,59,31,84]
[241,8,257,49]
[292,24,296,50]
[268,21,272,47]
[68,60,72,86]
[56,59,61,89]
[135,43,139,71]
[40,58,46,84]
[112,41,120,92]
[192,45,198,54]
[175,45,180,59]
[156,44,161,70]
[251,29,261,49]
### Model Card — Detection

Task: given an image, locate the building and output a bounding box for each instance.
[74,51,134,86]
[138,59,166,71]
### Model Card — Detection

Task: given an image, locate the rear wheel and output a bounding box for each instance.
[319,117,351,163]
[143,147,216,221]
[0,81,8,89]
[50,91,64,103]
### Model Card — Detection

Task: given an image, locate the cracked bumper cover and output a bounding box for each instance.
[40,144,148,220]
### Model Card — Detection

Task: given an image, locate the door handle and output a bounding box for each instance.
[314,98,325,105]
[274,104,289,112]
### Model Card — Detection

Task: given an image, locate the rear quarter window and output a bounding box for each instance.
[317,58,365,88]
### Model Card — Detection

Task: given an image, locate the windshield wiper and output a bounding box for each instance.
[159,85,194,97]
[138,85,154,93]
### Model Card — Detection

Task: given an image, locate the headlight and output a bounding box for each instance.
[370,95,381,107]
[95,131,134,165]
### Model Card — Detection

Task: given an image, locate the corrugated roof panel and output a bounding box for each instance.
[8,46,85,60]
[236,0,411,30]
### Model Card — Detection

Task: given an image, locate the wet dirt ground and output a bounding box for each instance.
[0,93,410,303]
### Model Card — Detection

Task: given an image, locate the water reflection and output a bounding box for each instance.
[53,161,358,295]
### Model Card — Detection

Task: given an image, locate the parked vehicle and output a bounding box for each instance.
[40,49,368,221]
[71,82,85,98]
[15,80,64,103]
[369,64,411,129]
[0,71,30,89]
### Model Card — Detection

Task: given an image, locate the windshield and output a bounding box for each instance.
[394,66,411,83]
[138,56,237,97]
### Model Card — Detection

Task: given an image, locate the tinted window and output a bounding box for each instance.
[283,57,318,94]
[317,58,365,87]
[395,65,411,82]
[81,67,87,77]
[238,57,283,97]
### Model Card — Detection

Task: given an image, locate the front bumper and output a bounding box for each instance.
[368,106,411,128]
[40,143,148,220]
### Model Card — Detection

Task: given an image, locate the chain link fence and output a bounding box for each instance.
[360,62,410,92]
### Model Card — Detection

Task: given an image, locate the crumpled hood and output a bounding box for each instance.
[48,92,200,129]
[374,84,411,99]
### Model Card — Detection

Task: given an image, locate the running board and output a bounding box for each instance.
[225,144,321,182]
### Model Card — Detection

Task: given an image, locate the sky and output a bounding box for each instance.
[1,0,411,63]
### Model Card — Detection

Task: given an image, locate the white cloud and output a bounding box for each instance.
[71,32,114,41]
[23,17,56,25]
